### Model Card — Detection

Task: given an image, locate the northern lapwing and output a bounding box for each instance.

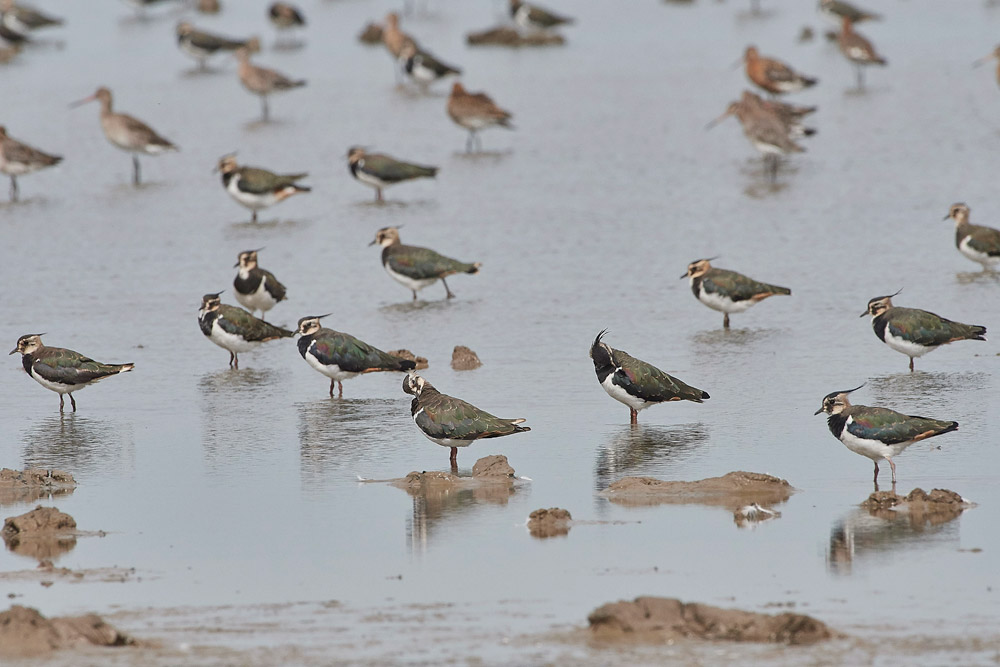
[235,47,305,121]
[742,46,818,96]
[0,0,62,35]
[216,155,310,223]
[862,292,987,372]
[0,125,62,202]
[815,384,957,484]
[944,203,1000,271]
[347,147,437,203]
[70,87,178,186]
[819,0,880,26]
[707,95,805,182]
[399,43,461,89]
[370,226,480,301]
[10,334,134,413]
[837,17,886,90]
[509,0,573,32]
[233,249,287,320]
[295,315,417,398]
[268,2,304,45]
[402,372,530,467]
[682,258,791,329]
[447,82,514,153]
[198,292,293,369]
[589,330,709,425]
[176,21,259,71]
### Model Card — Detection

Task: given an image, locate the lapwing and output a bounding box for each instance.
[509,0,573,32]
[176,21,259,71]
[819,0,880,26]
[682,258,791,329]
[447,82,514,153]
[71,87,178,186]
[0,125,62,202]
[815,384,957,484]
[707,96,805,182]
[403,372,530,467]
[268,2,304,44]
[862,292,987,372]
[742,46,818,96]
[589,330,709,425]
[235,47,305,122]
[295,315,417,398]
[837,17,886,90]
[233,249,287,321]
[10,334,134,413]
[216,155,310,223]
[944,203,1000,271]
[1,0,62,35]
[347,147,437,203]
[399,43,461,89]
[370,226,480,301]
[198,292,293,369]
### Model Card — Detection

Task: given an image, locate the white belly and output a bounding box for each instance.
[303,347,358,382]
[751,138,784,156]
[883,328,934,358]
[959,237,1000,268]
[600,373,649,411]
[696,284,751,315]
[384,263,437,293]
[208,319,258,353]
[227,176,280,211]
[234,279,278,313]
[180,40,212,61]
[29,368,87,395]
[354,169,390,190]
[840,417,912,461]
[0,160,35,176]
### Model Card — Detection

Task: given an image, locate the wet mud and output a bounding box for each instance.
[0,469,76,506]
[527,507,572,538]
[587,596,837,645]
[600,471,794,510]
[451,345,482,370]
[0,605,134,658]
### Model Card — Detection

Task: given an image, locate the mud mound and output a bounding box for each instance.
[0,605,133,658]
[387,349,428,369]
[600,471,794,508]
[3,506,78,561]
[466,26,565,47]
[528,508,572,538]
[472,455,514,479]
[451,346,482,370]
[862,488,971,526]
[588,596,835,645]
[0,469,76,506]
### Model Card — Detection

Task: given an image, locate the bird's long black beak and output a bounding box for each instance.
[813,407,823,415]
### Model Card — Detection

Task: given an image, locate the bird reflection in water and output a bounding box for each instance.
[594,423,709,493]
[298,398,406,488]
[827,498,967,575]
[21,414,135,477]
[399,472,519,555]
[199,367,282,472]
[868,371,989,404]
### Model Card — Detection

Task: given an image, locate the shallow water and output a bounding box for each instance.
[2,0,1000,663]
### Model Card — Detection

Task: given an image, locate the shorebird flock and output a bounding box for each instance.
[4,0,998,484]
